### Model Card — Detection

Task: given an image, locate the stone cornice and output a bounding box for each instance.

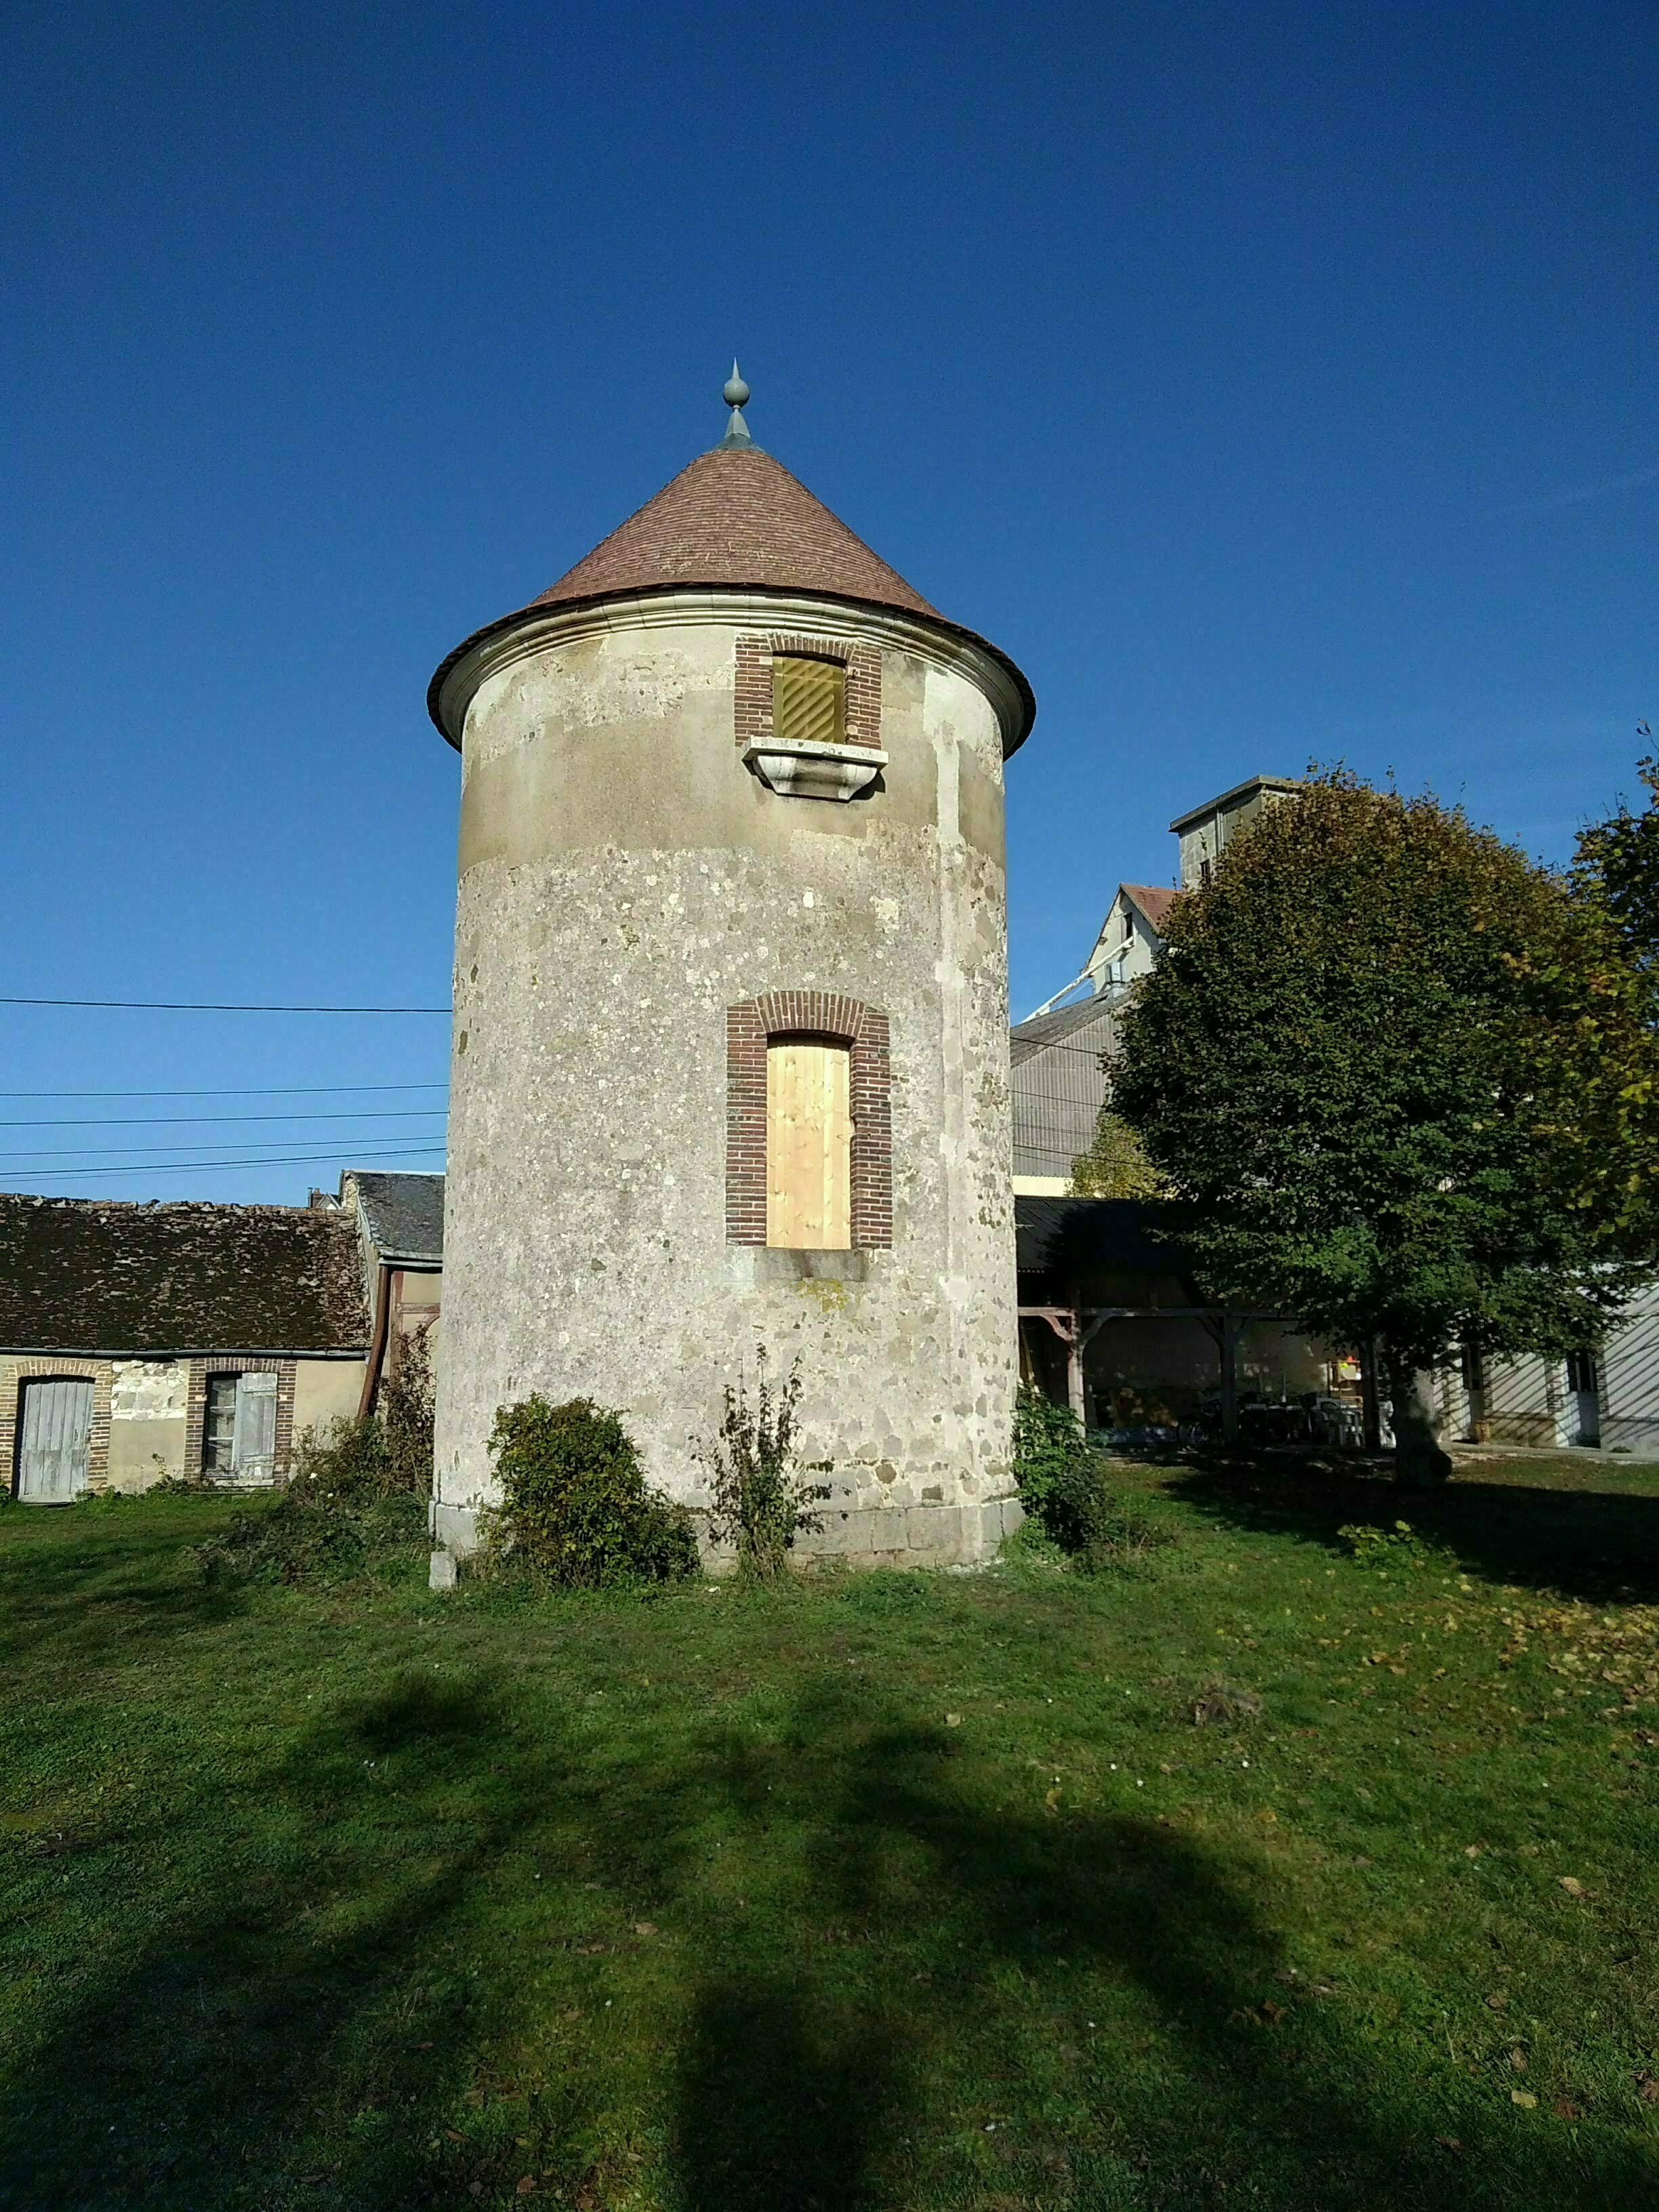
[430,586,1035,760]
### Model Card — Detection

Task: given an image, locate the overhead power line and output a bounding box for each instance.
[0,1109,450,1130]
[0,1082,448,1099]
[0,1129,445,1163]
[0,996,451,1015]
[4,1141,448,1185]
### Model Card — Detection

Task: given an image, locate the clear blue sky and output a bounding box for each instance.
[3,1,1654,1201]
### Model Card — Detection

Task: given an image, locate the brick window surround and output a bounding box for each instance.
[185,1358,298,1480]
[735,634,882,752]
[1,1357,112,1496]
[726,992,893,1250]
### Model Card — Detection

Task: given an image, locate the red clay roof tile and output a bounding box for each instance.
[531,444,941,617]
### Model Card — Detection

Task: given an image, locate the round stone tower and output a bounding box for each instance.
[427,374,1035,1568]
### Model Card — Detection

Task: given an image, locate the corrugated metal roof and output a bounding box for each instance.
[1010,997,1118,1179]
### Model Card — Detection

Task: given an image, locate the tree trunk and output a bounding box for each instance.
[1359,1338,1382,1452]
[1384,1350,1453,1488]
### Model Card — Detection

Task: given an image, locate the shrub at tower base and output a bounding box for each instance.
[1112,770,1659,1488]
[482,1397,697,1589]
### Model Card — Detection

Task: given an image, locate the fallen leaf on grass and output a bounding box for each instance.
[1256,1807,1278,1824]
[1637,2074,1659,2105]
[1558,1876,1584,1896]
[1511,2090,1538,2108]
[1464,1845,1483,1858]
[1261,1999,1286,2026]
[516,2181,537,2198]
[445,2130,464,2143]
[945,1713,962,1727]
[1510,2047,1528,2070]
[1435,2135,1464,2154]
[634,1921,658,1937]
[1554,2099,1580,2120]
[1486,1992,1509,2011]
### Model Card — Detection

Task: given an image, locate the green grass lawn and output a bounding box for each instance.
[3,1455,1658,2211]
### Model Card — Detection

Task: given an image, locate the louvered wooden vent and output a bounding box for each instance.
[772,655,846,747]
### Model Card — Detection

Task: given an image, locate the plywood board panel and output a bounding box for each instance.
[767,1038,851,1249]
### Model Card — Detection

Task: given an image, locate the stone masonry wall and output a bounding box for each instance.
[434,600,1021,1566]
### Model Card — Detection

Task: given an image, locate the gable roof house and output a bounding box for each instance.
[1011,777,1305,1196]
[310,1170,445,1418]
[0,1197,369,1500]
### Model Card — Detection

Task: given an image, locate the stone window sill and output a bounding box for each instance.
[727,1247,871,1284]
[742,739,886,802]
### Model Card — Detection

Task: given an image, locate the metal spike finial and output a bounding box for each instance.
[720,359,752,445]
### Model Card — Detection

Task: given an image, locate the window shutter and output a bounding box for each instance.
[232,1372,279,1483]
[772,657,845,747]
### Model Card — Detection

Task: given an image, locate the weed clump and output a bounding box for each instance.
[194,1414,427,1588]
[1339,1518,1456,1574]
[483,1396,697,1590]
[1012,1382,1172,1572]
[1191,1681,1263,1728]
[695,1348,830,1580]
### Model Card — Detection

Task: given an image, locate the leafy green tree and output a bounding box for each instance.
[1070,1105,1164,1197]
[1574,745,1659,983]
[1565,746,1659,1252]
[1113,771,1656,1486]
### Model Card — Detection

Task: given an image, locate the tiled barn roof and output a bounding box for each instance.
[346,1170,445,1265]
[0,1197,369,1355]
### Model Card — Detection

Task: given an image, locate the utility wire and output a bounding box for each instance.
[5,1141,448,1185]
[0,1109,450,1130]
[0,1082,448,1099]
[0,1130,446,1163]
[0,996,451,1014]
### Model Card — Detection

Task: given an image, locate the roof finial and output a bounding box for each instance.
[721,359,752,447]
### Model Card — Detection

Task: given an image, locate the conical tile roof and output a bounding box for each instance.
[530,443,942,618]
[429,424,1033,750]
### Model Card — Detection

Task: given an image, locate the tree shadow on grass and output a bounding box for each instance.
[670,1697,1658,2211]
[0,1672,569,2211]
[1164,1454,1659,1600]
[0,1496,251,1671]
[6,1654,1656,2211]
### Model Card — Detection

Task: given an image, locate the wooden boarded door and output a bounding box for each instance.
[767,1037,852,1250]
[231,1372,279,1485]
[16,1378,94,1502]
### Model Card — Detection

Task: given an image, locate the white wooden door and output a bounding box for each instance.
[17,1378,94,1502]
[231,1372,279,1485]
